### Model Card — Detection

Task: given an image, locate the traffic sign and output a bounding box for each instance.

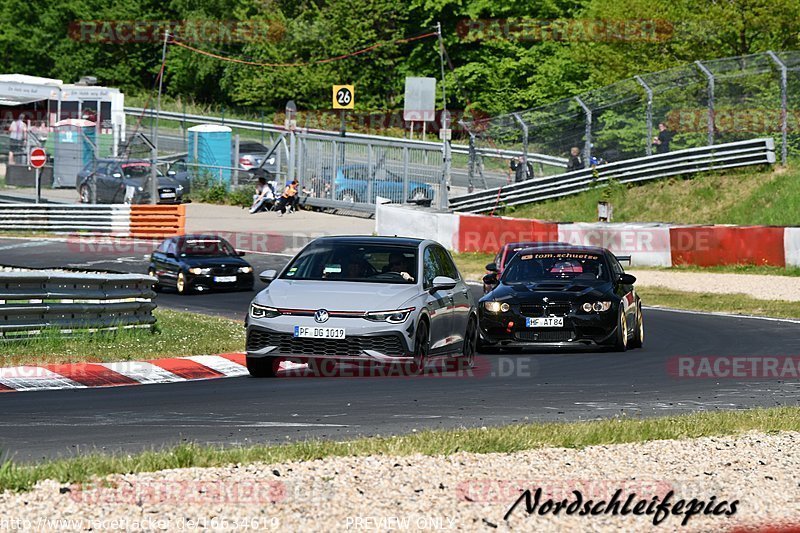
[29,147,46,169]
[332,85,354,109]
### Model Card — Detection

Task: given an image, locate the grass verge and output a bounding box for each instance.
[505,163,800,225]
[1,406,797,492]
[639,287,800,319]
[0,309,245,367]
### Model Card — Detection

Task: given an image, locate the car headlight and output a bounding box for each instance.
[364,307,415,324]
[582,301,612,312]
[250,303,281,319]
[137,186,144,192]
[483,301,510,313]
[238,266,253,273]
[177,185,184,191]
[188,267,212,275]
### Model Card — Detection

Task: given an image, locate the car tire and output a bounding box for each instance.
[340,190,359,203]
[629,302,644,349]
[79,185,91,204]
[147,268,161,292]
[410,320,430,375]
[176,272,187,295]
[458,316,478,370]
[613,306,628,352]
[247,356,279,378]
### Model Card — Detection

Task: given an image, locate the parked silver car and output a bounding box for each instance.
[245,236,478,377]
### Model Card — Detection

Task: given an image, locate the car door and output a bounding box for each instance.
[160,239,181,286]
[435,246,471,349]
[422,245,455,355]
[609,254,636,330]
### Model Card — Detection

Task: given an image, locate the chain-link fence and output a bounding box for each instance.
[463,50,800,192]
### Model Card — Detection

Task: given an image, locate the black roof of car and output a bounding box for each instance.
[516,244,608,255]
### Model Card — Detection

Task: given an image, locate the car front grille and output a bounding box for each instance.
[515,330,575,342]
[519,302,572,317]
[211,266,238,275]
[247,329,407,357]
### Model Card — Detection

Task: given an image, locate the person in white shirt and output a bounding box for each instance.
[7,114,27,165]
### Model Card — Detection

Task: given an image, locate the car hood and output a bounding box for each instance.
[180,256,250,268]
[482,279,612,302]
[258,279,421,311]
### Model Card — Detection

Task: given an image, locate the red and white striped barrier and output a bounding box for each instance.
[0,353,308,393]
[375,204,800,268]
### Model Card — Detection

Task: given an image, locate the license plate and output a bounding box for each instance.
[294,326,346,339]
[214,275,237,283]
[160,192,176,198]
[526,317,564,328]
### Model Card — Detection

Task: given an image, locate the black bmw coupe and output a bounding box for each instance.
[479,245,643,351]
[148,235,255,294]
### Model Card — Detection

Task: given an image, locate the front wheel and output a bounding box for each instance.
[410,320,430,375]
[247,356,280,377]
[629,302,644,349]
[176,272,187,295]
[459,316,478,370]
[613,307,628,352]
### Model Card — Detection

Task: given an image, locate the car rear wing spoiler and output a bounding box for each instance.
[615,255,632,264]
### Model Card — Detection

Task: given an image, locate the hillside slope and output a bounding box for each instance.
[508,163,800,226]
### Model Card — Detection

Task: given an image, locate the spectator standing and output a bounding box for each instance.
[652,122,674,154]
[7,114,27,165]
[566,146,583,172]
[509,156,527,183]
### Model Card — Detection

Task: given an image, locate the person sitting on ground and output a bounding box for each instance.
[274,179,299,216]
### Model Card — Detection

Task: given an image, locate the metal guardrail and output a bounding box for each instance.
[449,138,776,213]
[124,107,567,167]
[0,204,131,233]
[0,267,156,338]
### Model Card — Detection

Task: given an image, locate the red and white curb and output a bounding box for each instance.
[0,353,302,393]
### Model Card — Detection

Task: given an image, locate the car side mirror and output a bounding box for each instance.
[430,275,457,293]
[485,262,497,272]
[483,273,498,286]
[619,273,636,285]
[259,269,277,283]
[237,250,246,256]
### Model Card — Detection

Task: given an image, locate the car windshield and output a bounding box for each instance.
[121,163,163,179]
[179,238,237,257]
[281,242,418,284]
[502,251,609,283]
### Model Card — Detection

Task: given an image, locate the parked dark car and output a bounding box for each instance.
[78,159,184,204]
[148,235,255,294]
[238,141,278,174]
[479,245,643,351]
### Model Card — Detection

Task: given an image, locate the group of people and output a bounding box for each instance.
[5,113,50,165]
[562,122,674,173]
[252,177,300,216]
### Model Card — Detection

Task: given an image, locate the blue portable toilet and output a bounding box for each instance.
[187,124,232,186]
[52,118,96,188]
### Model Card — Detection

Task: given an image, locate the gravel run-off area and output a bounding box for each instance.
[1,431,797,532]
[629,270,800,302]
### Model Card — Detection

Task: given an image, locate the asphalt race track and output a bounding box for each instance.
[1,237,799,462]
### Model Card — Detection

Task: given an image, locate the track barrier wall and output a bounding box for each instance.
[0,203,185,238]
[376,203,798,268]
